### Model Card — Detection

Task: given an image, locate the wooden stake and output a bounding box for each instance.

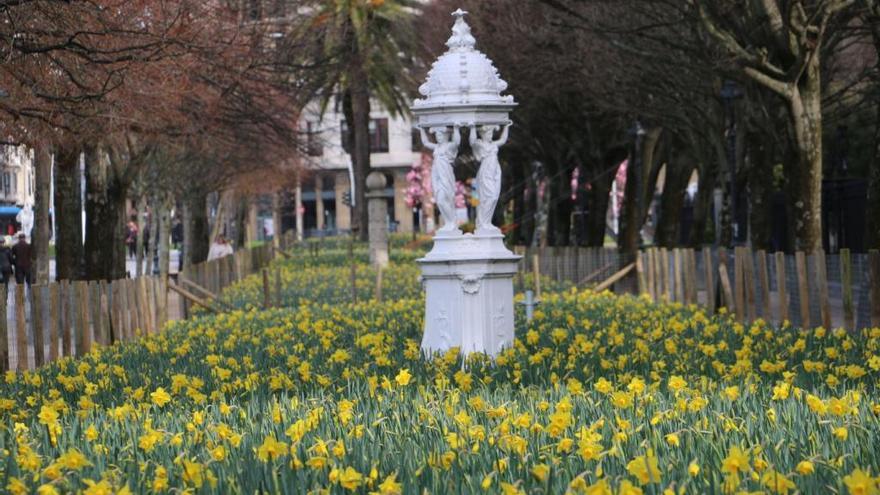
[703,248,715,312]
[594,263,635,292]
[775,251,788,324]
[718,261,734,312]
[77,281,91,355]
[0,285,8,371]
[15,285,28,370]
[814,250,831,330]
[756,250,771,320]
[869,250,880,329]
[48,283,59,362]
[168,283,219,313]
[673,248,684,303]
[742,247,756,323]
[31,285,44,367]
[795,251,810,329]
[840,248,854,331]
[533,254,541,299]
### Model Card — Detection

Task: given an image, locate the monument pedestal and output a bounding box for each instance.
[418,232,520,358]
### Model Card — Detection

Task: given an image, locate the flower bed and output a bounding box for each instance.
[1,255,878,493]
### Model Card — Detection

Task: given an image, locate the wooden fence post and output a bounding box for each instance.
[31,285,44,367]
[128,278,140,338]
[795,251,811,329]
[742,248,756,323]
[814,250,831,330]
[717,256,734,312]
[869,250,880,328]
[0,285,8,371]
[840,249,854,331]
[636,251,647,296]
[702,248,715,311]
[684,249,697,305]
[15,285,27,370]
[49,284,59,361]
[262,269,271,309]
[756,251,771,320]
[660,248,671,302]
[77,281,91,356]
[274,267,282,308]
[733,247,745,322]
[533,254,541,299]
[673,248,684,303]
[775,252,788,324]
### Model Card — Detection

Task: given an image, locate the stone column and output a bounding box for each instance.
[393,170,413,234]
[366,172,389,267]
[335,171,351,231]
[315,174,325,231]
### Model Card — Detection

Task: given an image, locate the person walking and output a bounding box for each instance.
[11,233,32,285]
[126,216,139,259]
[0,237,13,286]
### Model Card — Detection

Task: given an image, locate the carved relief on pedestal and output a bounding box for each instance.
[435,308,452,348]
[459,275,482,295]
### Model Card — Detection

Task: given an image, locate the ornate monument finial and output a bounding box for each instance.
[446,8,476,51]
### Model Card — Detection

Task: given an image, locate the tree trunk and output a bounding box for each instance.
[545,161,573,247]
[345,81,371,242]
[867,83,880,249]
[146,196,160,276]
[184,189,210,266]
[655,148,694,248]
[508,160,527,245]
[688,159,716,248]
[83,146,129,281]
[747,133,774,250]
[585,171,613,247]
[234,194,249,249]
[135,194,146,277]
[788,76,823,252]
[158,197,172,280]
[54,146,82,281]
[33,145,52,284]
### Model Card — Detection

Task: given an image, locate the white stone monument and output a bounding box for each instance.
[414,9,520,358]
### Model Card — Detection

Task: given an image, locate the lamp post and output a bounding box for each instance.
[720,80,743,247]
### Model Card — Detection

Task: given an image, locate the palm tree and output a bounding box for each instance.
[307,0,419,240]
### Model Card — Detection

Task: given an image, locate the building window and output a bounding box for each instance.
[2,172,9,196]
[11,172,16,194]
[307,122,323,157]
[341,118,389,154]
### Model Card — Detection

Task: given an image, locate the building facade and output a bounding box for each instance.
[0,146,35,235]
[297,101,424,236]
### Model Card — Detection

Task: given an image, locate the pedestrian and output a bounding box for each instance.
[0,237,13,286]
[126,216,138,259]
[11,233,32,285]
[207,234,234,261]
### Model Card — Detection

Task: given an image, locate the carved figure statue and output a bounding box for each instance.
[16,205,34,238]
[420,125,461,234]
[469,123,510,234]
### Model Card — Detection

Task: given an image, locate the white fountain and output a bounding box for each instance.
[413,9,520,358]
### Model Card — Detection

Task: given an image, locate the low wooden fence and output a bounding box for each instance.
[176,244,274,317]
[512,246,637,294]
[511,245,880,331]
[636,247,880,331]
[1,276,168,372]
[2,244,277,372]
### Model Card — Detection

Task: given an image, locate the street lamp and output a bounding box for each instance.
[720,80,743,247]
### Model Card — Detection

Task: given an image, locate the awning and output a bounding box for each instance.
[0,205,21,216]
